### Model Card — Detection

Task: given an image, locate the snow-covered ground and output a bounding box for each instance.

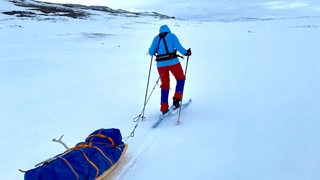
[1,0,320,179]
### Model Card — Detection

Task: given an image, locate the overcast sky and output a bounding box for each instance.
[40,0,320,20]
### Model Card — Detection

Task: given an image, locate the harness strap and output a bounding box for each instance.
[157,32,169,54]
[156,51,178,61]
[155,32,183,62]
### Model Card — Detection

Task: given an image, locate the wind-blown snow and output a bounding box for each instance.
[1,0,320,180]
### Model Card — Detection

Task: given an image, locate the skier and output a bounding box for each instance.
[148,24,191,114]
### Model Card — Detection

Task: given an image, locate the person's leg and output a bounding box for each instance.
[170,63,185,100]
[157,66,170,112]
[160,89,169,112]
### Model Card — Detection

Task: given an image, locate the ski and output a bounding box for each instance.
[152,99,192,128]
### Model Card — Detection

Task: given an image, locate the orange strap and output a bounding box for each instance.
[85,130,115,147]
[58,157,79,180]
[81,152,99,178]
[57,130,121,179]
[107,137,115,147]
[92,146,114,166]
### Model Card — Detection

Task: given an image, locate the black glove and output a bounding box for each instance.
[185,48,192,56]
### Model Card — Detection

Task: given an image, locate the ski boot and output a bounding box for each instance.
[173,97,181,109]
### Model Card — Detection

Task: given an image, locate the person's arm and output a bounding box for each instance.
[172,34,187,55]
[148,36,159,56]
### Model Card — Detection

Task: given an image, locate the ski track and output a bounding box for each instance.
[105,115,172,179]
[105,108,185,180]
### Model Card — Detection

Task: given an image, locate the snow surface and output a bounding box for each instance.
[1,1,320,180]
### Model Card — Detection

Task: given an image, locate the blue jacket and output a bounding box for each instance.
[149,25,187,67]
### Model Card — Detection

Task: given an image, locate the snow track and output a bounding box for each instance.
[105,114,171,179]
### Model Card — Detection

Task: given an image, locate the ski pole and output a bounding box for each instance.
[177,54,190,124]
[125,77,159,140]
[133,77,159,122]
[124,56,154,140]
[144,77,160,108]
[141,56,154,120]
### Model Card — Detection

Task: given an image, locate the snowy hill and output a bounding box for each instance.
[2,0,174,19]
[1,0,320,179]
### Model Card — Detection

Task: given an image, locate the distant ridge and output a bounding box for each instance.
[3,0,175,19]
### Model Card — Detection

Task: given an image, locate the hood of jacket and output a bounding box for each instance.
[159,25,171,33]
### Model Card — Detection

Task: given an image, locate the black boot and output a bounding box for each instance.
[162,109,169,115]
[173,97,181,109]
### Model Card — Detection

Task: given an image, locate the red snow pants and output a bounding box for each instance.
[157,62,185,112]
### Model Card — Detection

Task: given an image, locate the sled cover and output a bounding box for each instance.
[25,128,127,180]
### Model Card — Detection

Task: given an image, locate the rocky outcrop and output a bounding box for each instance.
[2,0,175,19]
